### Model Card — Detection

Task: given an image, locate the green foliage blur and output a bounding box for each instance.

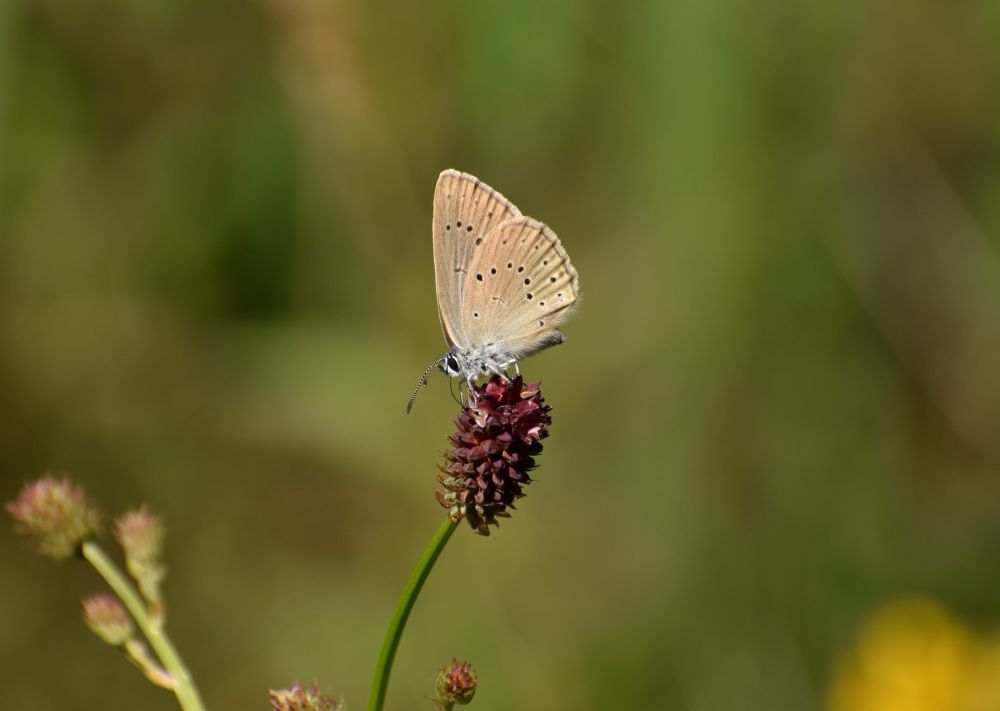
[3,0,1000,709]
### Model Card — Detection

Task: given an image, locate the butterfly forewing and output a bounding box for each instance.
[460,216,580,359]
[432,170,522,349]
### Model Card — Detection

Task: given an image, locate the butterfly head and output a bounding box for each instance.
[405,352,474,414]
[407,347,522,413]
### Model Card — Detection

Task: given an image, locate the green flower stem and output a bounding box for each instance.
[368,517,459,711]
[82,541,205,711]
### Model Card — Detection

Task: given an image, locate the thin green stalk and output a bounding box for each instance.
[82,541,205,711]
[368,517,459,711]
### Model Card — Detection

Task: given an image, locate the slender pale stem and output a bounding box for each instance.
[124,638,175,689]
[82,541,205,711]
[368,517,459,711]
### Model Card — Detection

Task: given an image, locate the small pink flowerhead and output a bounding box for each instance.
[7,475,101,560]
[269,681,343,711]
[115,506,164,564]
[435,659,478,706]
[115,507,166,612]
[436,375,551,535]
[82,594,133,646]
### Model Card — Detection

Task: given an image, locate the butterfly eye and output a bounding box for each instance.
[517,266,524,273]
[476,273,483,281]
[441,354,461,376]
[523,278,531,285]
[490,267,497,275]
[526,293,533,300]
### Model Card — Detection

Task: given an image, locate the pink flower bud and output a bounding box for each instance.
[7,476,101,560]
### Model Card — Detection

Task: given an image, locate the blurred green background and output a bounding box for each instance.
[3,0,1000,709]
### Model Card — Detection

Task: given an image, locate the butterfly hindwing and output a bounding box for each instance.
[460,216,580,359]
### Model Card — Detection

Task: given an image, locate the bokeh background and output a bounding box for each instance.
[3,0,1000,709]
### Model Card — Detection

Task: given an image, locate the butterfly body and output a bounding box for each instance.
[441,328,566,381]
[407,170,579,411]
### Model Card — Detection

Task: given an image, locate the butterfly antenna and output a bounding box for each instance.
[406,357,445,414]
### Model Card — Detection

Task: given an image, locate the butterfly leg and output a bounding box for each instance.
[486,363,512,383]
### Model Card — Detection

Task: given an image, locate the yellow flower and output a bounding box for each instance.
[827,597,1000,711]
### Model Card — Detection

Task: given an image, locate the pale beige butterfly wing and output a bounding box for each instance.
[433,170,522,349]
[459,216,580,359]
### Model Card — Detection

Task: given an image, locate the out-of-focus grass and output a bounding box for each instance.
[2,1,1000,709]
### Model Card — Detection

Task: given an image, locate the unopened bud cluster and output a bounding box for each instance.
[7,477,172,668]
[116,507,166,617]
[269,681,343,711]
[82,594,134,646]
[435,658,478,708]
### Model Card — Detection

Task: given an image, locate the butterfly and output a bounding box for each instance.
[407,170,580,412]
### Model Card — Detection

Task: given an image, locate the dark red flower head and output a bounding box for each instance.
[436,375,551,535]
